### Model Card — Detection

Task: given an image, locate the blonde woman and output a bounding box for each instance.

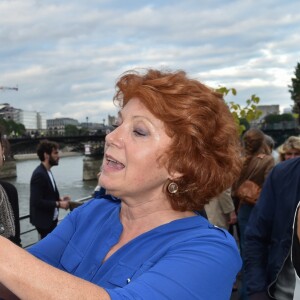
[278,136,300,161]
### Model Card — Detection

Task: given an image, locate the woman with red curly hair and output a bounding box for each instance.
[0,69,242,299]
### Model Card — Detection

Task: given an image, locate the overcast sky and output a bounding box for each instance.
[0,0,299,123]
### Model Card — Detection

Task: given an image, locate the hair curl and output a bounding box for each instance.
[113,69,242,211]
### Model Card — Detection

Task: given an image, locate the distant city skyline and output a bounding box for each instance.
[0,101,115,125]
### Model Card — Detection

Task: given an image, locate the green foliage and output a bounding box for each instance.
[289,62,300,114]
[79,127,89,136]
[239,118,250,131]
[0,117,26,136]
[65,124,80,136]
[216,87,262,135]
[264,113,294,124]
[64,124,91,136]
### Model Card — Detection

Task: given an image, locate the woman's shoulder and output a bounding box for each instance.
[0,180,17,193]
[161,215,239,252]
[134,217,242,282]
[271,157,300,181]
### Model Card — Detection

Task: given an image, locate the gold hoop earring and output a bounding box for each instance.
[168,182,178,194]
[2,154,5,162]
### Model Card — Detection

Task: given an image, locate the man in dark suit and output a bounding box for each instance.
[30,140,70,239]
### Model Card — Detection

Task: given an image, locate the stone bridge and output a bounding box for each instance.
[7,134,106,156]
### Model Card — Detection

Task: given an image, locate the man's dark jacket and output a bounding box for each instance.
[30,163,60,230]
[244,157,300,299]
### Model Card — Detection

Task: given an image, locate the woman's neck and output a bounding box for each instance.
[119,199,195,233]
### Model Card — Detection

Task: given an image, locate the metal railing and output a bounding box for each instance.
[20,196,93,249]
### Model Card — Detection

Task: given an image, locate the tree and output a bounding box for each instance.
[264,113,294,124]
[65,124,80,136]
[239,118,250,132]
[216,87,262,135]
[0,118,26,137]
[289,62,300,119]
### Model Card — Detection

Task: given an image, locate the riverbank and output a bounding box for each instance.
[14,151,82,161]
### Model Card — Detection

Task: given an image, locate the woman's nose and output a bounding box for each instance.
[105,127,124,147]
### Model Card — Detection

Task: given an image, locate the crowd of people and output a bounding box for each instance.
[0,68,299,299]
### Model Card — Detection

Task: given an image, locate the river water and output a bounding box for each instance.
[5,155,98,246]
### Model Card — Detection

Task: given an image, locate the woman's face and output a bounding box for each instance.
[284,149,300,160]
[100,97,173,200]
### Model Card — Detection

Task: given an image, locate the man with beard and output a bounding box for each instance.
[30,140,70,239]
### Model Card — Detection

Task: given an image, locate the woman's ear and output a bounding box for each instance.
[169,170,183,181]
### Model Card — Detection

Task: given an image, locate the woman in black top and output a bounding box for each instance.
[0,134,21,246]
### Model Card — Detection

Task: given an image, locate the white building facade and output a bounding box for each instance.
[13,110,46,132]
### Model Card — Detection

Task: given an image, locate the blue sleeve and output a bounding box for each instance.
[107,231,241,300]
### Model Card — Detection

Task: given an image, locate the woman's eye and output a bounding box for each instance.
[133,129,147,136]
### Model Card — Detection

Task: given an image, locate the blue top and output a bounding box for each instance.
[29,196,241,299]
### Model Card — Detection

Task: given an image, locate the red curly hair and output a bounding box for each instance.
[113,69,242,211]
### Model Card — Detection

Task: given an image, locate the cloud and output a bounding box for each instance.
[0,0,299,123]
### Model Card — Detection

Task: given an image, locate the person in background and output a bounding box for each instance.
[244,156,300,299]
[205,188,236,230]
[232,128,274,255]
[205,187,238,293]
[0,68,242,299]
[278,136,300,162]
[231,128,275,299]
[29,140,70,239]
[0,133,21,246]
[264,134,279,163]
